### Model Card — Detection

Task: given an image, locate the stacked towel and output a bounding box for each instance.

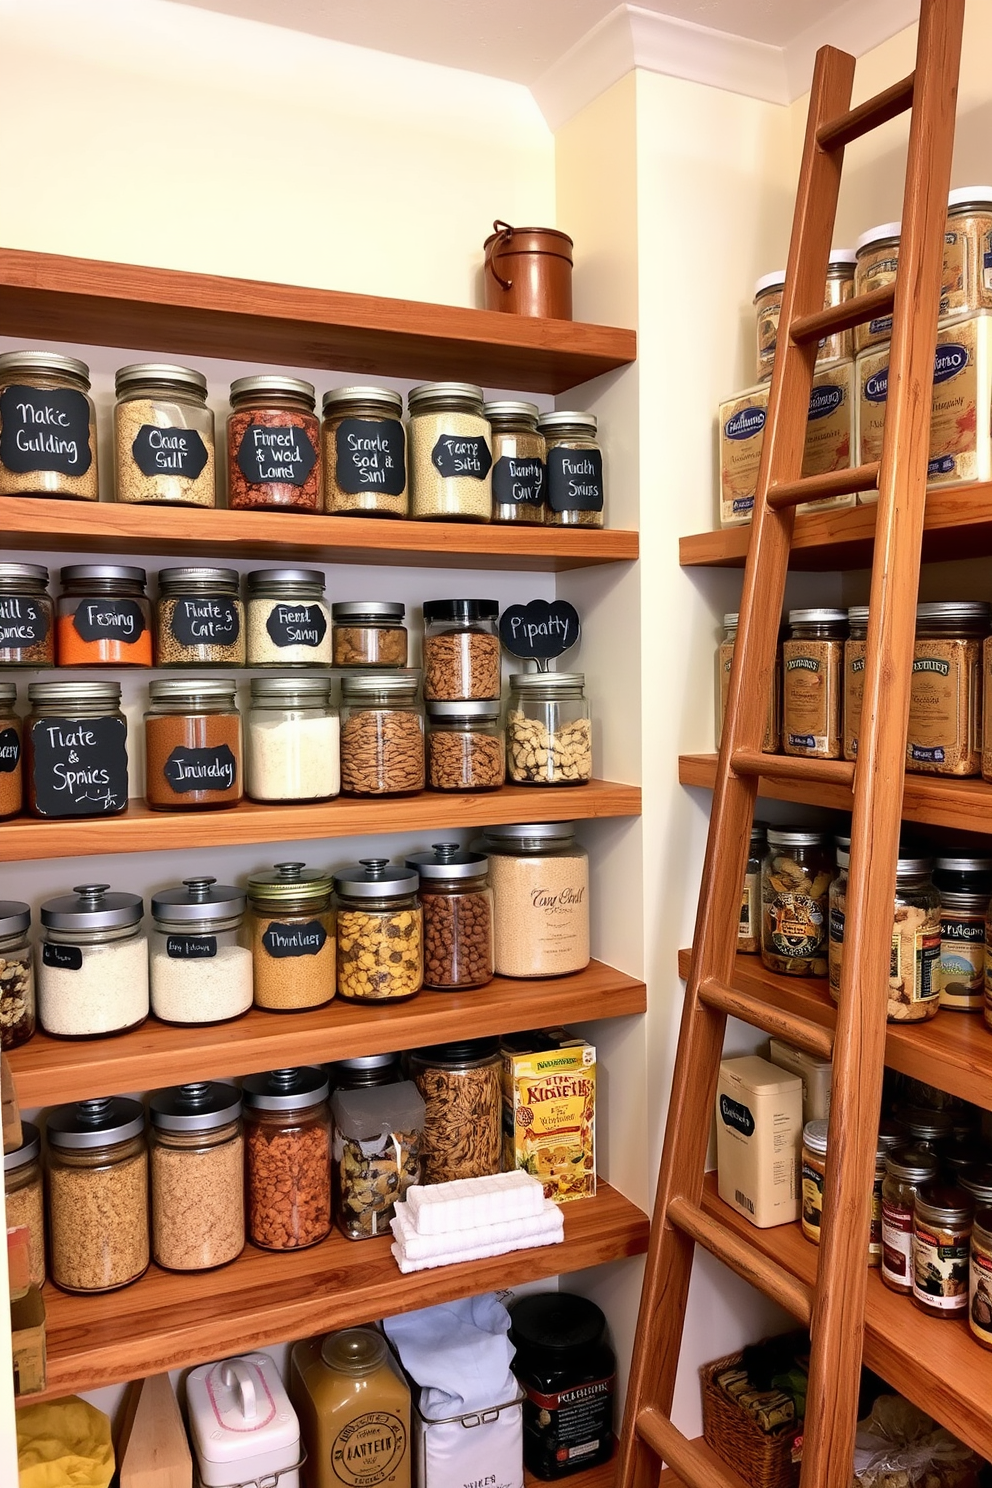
[390,1172,564,1274]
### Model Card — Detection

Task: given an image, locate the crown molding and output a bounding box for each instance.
[784,0,919,100]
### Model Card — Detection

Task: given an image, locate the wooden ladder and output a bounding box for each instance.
[619,3,965,1486]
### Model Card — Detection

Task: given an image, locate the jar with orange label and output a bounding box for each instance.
[782,609,846,760]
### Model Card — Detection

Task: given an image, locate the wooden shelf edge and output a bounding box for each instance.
[526,1453,617,1487]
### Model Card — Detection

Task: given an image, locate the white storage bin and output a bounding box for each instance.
[414,1390,524,1488]
[187,1352,302,1488]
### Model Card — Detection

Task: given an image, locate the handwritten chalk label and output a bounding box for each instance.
[265,603,327,649]
[0,726,20,772]
[166,934,218,960]
[162,744,237,794]
[0,596,49,651]
[335,417,406,496]
[42,943,83,971]
[492,455,544,508]
[262,919,328,958]
[132,424,209,480]
[72,599,147,645]
[237,422,316,487]
[170,596,240,648]
[0,385,93,476]
[431,434,492,480]
[30,714,128,818]
[546,447,604,513]
[499,599,581,661]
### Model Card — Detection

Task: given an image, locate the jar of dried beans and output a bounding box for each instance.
[484,400,546,524]
[246,568,332,667]
[409,1038,503,1183]
[0,563,54,667]
[57,564,153,667]
[243,1067,331,1251]
[426,700,505,791]
[934,855,992,1013]
[0,685,22,820]
[114,363,215,506]
[0,350,98,501]
[47,1096,149,1293]
[228,375,320,512]
[407,382,493,521]
[149,1081,245,1271]
[538,411,604,528]
[155,567,245,667]
[144,678,242,811]
[717,612,779,753]
[854,221,900,352]
[507,673,592,786]
[843,606,868,761]
[331,1080,425,1240]
[38,883,148,1038]
[913,1184,973,1318]
[761,828,833,978]
[911,602,989,777]
[334,859,422,1002]
[422,598,501,701]
[150,877,252,1025]
[331,600,407,667]
[482,821,589,978]
[782,608,846,760]
[5,1122,44,1287]
[407,844,494,991]
[247,862,335,1012]
[0,900,34,1050]
[247,676,340,803]
[339,673,424,796]
[26,680,129,819]
[321,386,407,517]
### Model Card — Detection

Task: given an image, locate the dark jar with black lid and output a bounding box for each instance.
[510,1291,616,1479]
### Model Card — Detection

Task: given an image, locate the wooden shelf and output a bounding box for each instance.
[526,1457,617,1487]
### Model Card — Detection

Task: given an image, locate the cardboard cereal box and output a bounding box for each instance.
[501,1030,596,1203]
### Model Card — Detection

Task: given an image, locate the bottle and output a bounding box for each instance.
[881,1145,938,1294]
[290,1328,411,1488]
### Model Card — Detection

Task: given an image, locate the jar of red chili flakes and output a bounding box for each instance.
[227,376,321,513]
[57,565,153,667]
[242,1067,331,1251]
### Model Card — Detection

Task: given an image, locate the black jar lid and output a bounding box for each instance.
[423,599,499,624]
[48,1096,145,1149]
[510,1292,607,1352]
[151,877,246,922]
[41,883,142,931]
[4,1122,40,1172]
[413,1037,500,1065]
[149,1081,242,1131]
[241,1066,329,1111]
[0,901,30,937]
[406,844,488,881]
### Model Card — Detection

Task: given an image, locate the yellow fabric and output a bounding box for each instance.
[17,1395,115,1487]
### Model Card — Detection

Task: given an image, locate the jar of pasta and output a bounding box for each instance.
[339,673,424,796]
[409,1038,502,1183]
[47,1097,149,1293]
[155,567,245,667]
[0,901,33,1048]
[144,678,242,811]
[243,1067,332,1250]
[753,270,786,382]
[854,222,900,352]
[0,563,54,667]
[943,187,992,319]
[716,611,779,753]
[484,400,546,524]
[26,681,129,820]
[782,608,846,760]
[506,673,592,786]
[246,568,332,667]
[843,606,868,761]
[247,862,335,1012]
[331,601,407,667]
[57,565,153,667]
[408,382,493,521]
[934,855,992,1013]
[538,411,604,528]
[114,363,215,506]
[149,1081,244,1271]
[911,601,989,777]
[334,859,422,1003]
[321,386,407,517]
[228,376,321,512]
[0,687,23,821]
[0,351,98,500]
[761,828,833,978]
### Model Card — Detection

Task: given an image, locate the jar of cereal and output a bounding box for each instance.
[334,859,422,1003]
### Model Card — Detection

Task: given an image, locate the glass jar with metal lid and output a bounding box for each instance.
[0,563,53,667]
[0,350,98,500]
[426,700,505,792]
[5,1121,44,1288]
[329,1053,401,1090]
[321,386,407,517]
[717,612,778,753]
[408,382,493,521]
[801,1119,829,1244]
[339,672,424,795]
[484,400,546,524]
[909,601,989,777]
[971,1205,992,1348]
[409,1038,502,1182]
[827,837,850,1003]
[871,1122,906,1267]
[761,828,833,978]
[0,901,33,1049]
[114,363,215,507]
[482,821,589,978]
[538,410,604,528]
[407,844,494,991]
[25,680,129,819]
[243,1067,331,1249]
[881,1145,939,1294]
[228,375,321,512]
[932,855,992,1012]
[819,248,857,363]
[942,187,992,318]
[782,608,846,760]
[331,600,407,667]
[422,598,501,701]
[843,605,869,761]
[334,859,422,1002]
[247,861,335,1012]
[149,1081,245,1271]
[57,564,152,666]
[144,677,242,811]
[246,567,332,667]
[890,853,942,1022]
[854,221,900,351]
[739,822,767,955]
[0,685,22,821]
[912,1184,974,1317]
[939,1136,988,1183]
[47,1096,149,1293]
[506,673,592,786]
[246,676,339,804]
[38,883,148,1038]
[897,1106,954,1149]
[155,567,244,667]
[150,877,252,1025]
[958,1164,992,1211]
[753,270,786,382]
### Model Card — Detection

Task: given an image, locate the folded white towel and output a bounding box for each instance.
[391,1216,564,1274]
[392,1198,562,1260]
[405,1172,544,1235]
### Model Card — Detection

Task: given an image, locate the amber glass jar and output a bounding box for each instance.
[0,351,98,500]
[484,400,546,524]
[228,376,321,512]
[144,678,242,811]
[782,608,846,760]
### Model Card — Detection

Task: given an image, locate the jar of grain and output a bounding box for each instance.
[0,563,54,667]
[753,270,786,382]
[150,877,252,1025]
[942,188,992,319]
[332,1080,424,1241]
[971,1206,992,1348]
[247,862,335,1012]
[246,568,332,667]
[761,828,833,978]
[538,411,604,528]
[57,564,153,667]
[482,821,590,978]
[334,859,422,1002]
[782,608,846,759]
[422,598,501,701]
[243,1067,331,1250]
[144,678,242,811]
[331,601,407,667]
[739,822,767,955]
[25,680,129,819]
[484,400,546,524]
[5,1123,44,1288]
[506,673,592,786]
[47,1096,149,1293]
[0,686,23,821]
[39,883,148,1037]
[114,363,215,506]
[149,1080,244,1271]
[406,844,494,990]
[843,606,868,761]
[339,673,424,795]
[409,1038,503,1183]
[0,350,98,500]
[716,612,779,753]
[155,567,245,667]
[407,382,493,521]
[426,700,505,791]
[321,386,407,517]
[247,677,340,803]
[827,836,849,1003]
[910,601,989,777]
[912,1184,973,1317]
[934,855,992,1013]
[854,222,900,352]
[228,375,321,512]
[330,1053,402,1090]
[819,249,857,364]
[0,900,34,1049]
[872,1123,906,1268]
[801,1120,828,1244]
[881,1145,938,1293]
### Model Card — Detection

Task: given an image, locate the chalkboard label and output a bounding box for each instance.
[265,603,327,649]
[169,596,240,648]
[0,727,20,773]
[335,417,406,496]
[42,943,83,971]
[0,384,93,477]
[166,934,218,959]
[492,455,544,508]
[236,422,316,487]
[30,715,128,818]
[262,920,328,958]
[72,599,147,645]
[499,599,581,661]
[0,596,49,651]
[546,447,604,513]
[431,434,492,480]
[132,424,209,479]
[162,744,238,794]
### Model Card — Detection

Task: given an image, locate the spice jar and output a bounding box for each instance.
[507,673,592,786]
[155,567,245,667]
[331,1080,425,1240]
[970,1207,992,1348]
[422,598,501,701]
[5,1123,44,1288]
[484,400,546,524]
[0,901,34,1050]
[801,1120,828,1244]
[407,844,494,990]
[246,677,340,803]
[426,700,505,791]
[339,673,424,796]
[872,1122,905,1268]
[959,1164,992,1214]
[483,821,589,978]
[408,382,493,521]
[57,564,152,666]
[114,363,215,506]
[144,678,242,811]
[510,1292,616,1480]
[243,1067,331,1250]
[409,1038,502,1182]
[39,883,148,1037]
[538,410,605,528]
[819,249,857,364]
[47,1096,149,1293]
[25,680,129,819]
[753,270,786,382]
[827,836,850,1002]
[331,600,407,667]
[934,855,992,1012]
[716,612,779,754]
[291,1329,411,1488]
[942,188,992,319]
[761,828,833,978]
[912,1185,973,1317]
[881,1145,938,1294]
[843,606,868,761]
[330,1053,401,1090]
[334,859,422,1002]
[247,862,335,1012]
[854,221,900,352]
[228,375,320,512]
[782,608,846,759]
[0,563,54,667]
[0,685,22,820]
[0,350,98,500]
[246,568,332,667]
[321,386,407,517]
[149,1081,244,1271]
[910,602,989,777]
[150,878,252,1025]
[738,822,767,954]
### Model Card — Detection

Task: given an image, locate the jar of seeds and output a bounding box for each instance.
[39,884,148,1038]
[782,608,846,760]
[228,375,321,512]
[0,563,54,667]
[484,400,546,524]
[482,821,589,978]
[5,1122,44,1287]
[149,1081,244,1271]
[242,1067,332,1251]
[761,828,833,978]
[26,680,129,820]
[150,878,252,1025]
[47,1096,149,1293]
[843,606,869,761]
[0,685,23,821]
[0,901,34,1050]
[332,1081,424,1241]
[0,351,98,501]
[506,673,592,786]
[339,673,424,795]
[407,383,493,521]
[422,599,501,701]
[114,363,215,506]
[246,568,332,667]
[538,411,604,528]
[334,859,423,1002]
[426,700,505,791]
[144,678,242,811]
[155,567,244,667]
[247,862,335,1012]
[934,855,992,1013]
[322,386,407,517]
[331,601,408,667]
[247,677,340,803]
[407,844,494,991]
[409,1038,503,1183]
[909,601,990,778]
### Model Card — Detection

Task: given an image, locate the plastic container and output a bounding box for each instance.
[909,601,989,777]
[331,601,408,667]
[484,399,546,523]
[0,563,54,667]
[334,859,422,1002]
[426,700,505,791]
[422,598,501,701]
[484,222,574,318]
[538,411,604,528]
[247,862,335,1012]
[483,821,590,978]
[339,673,424,796]
[47,1096,149,1293]
[25,679,129,819]
[0,901,34,1049]
[5,1122,44,1288]
[510,1291,615,1480]
[0,350,98,500]
[246,676,340,803]
[881,1145,939,1294]
[114,362,215,506]
[934,855,992,1012]
[290,1328,411,1488]
[150,877,252,1025]
[506,673,592,786]
[155,566,244,667]
[782,608,846,759]
[187,1352,302,1488]
[409,1037,503,1183]
[321,386,407,517]
[144,677,242,810]
[228,375,321,512]
[408,382,493,521]
[38,883,148,1038]
[407,844,494,990]
[246,568,332,667]
[243,1067,332,1250]
[57,564,152,666]
[331,1080,424,1240]
[761,828,833,978]
[149,1081,245,1271]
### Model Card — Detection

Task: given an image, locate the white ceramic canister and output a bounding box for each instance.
[186,1352,302,1488]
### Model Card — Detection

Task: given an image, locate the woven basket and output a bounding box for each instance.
[701,1350,802,1488]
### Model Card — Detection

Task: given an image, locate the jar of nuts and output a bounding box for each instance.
[247,861,335,1012]
[47,1096,149,1293]
[426,700,505,792]
[506,672,592,786]
[0,900,34,1050]
[242,1067,332,1251]
[761,828,834,979]
[148,1081,244,1271]
[331,1080,425,1241]
[422,599,501,701]
[331,601,408,667]
[407,844,494,991]
[335,859,423,1002]
[409,1038,503,1183]
[339,673,424,796]
[322,386,407,517]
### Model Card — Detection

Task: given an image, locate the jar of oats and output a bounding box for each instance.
[934,856,992,1013]
[507,673,592,786]
[334,859,422,1003]
[942,187,992,319]
[910,601,989,777]
[761,828,833,978]
[408,382,493,521]
[5,1122,44,1288]
[782,608,846,759]
[716,612,779,753]
[422,598,501,701]
[843,606,869,761]
[339,673,424,796]
[753,270,786,382]
[228,376,321,512]
[156,567,245,667]
[0,351,98,501]
[247,862,335,1012]
[482,821,589,978]
[322,386,407,517]
[854,222,900,352]
[114,363,215,506]
[47,1096,149,1293]
[484,400,546,524]
[538,411,604,528]
[149,1081,244,1271]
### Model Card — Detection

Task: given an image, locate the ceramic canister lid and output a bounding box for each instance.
[186,1352,300,1466]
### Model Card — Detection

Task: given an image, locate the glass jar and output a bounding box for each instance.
[854,221,900,352]
[753,270,786,382]
[39,883,148,1037]
[0,901,34,1050]
[890,854,942,1023]
[321,386,407,517]
[510,1292,616,1480]
[144,677,242,811]
[243,1067,331,1250]
[881,1145,939,1293]
[484,399,546,524]
[482,821,590,978]
[422,598,501,701]
[5,1122,44,1288]
[761,828,833,978]
[426,700,505,791]
[150,877,252,1025]
[801,1119,828,1244]
[409,1038,502,1182]
[247,862,335,1012]
[911,602,989,777]
[407,382,493,521]
[246,567,332,666]
[329,1053,401,1090]
[897,1106,954,1150]
[407,844,494,990]
[970,1207,992,1349]
[155,567,245,667]
[912,1184,973,1317]
[782,608,846,759]
[339,673,424,796]
[25,680,129,818]
[334,859,422,1002]
[934,855,992,1012]
[149,1081,244,1271]
[843,606,868,761]
[114,363,215,506]
[538,410,604,528]
[0,350,98,500]
[47,1096,149,1293]
[872,1122,905,1268]
[942,188,992,319]
[246,676,340,803]
[0,684,22,820]
[331,600,407,667]
[739,822,767,955]
[819,249,857,364]
[506,672,592,786]
[939,1137,988,1184]
[291,1329,411,1488]
[0,563,54,667]
[959,1164,992,1213]
[331,1080,424,1240]
[57,564,153,666]
[828,836,850,1003]
[716,611,779,754]
[228,375,320,512]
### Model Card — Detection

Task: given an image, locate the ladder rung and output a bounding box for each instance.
[731,750,855,788]
[791,283,895,345]
[817,70,915,150]
[667,1197,814,1323]
[767,461,879,511]
[637,1407,747,1488]
[698,976,835,1060]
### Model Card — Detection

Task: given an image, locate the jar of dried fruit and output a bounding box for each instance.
[144,678,242,811]
[409,1038,503,1183]
[0,351,98,501]
[155,567,245,667]
[484,400,546,524]
[47,1096,149,1293]
[426,700,505,792]
[150,877,252,1025]
[331,1080,425,1240]
[537,411,604,528]
[406,844,494,991]
[331,601,408,667]
[321,386,407,517]
[0,563,54,667]
[114,363,215,506]
[247,862,335,1012]
[912,601,989,778]
[407,382,493,521]
[506,673,592,786]
[339,673,424,796]
[242,1067,331,1251]
[149,1081,244,1271]
[0,685,23,820]
[334,859,422,1002]
[4,1122,44,1287]
[57,564,153,667]
[0,900,34,1050]
[422,598,501,701]
[761,828,833,978]
[228,375,321,512]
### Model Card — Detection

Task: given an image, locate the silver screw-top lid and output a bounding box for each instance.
[115,363,207,395]
[47,1096,145,1149]
[407,381,484,410]
[158,567,239,590]
[241,1066,330,1111]
[509,672,585,693]
[331,601,405,621]
[331,1053,400,1073]
[0,683,13,705]
[41,883,142,931]
[897,1106,953,1141]
[723,613,739,629]
[884,1144,939,1183]
[787,608,847,625]
[0,563,48,584]
[483,821,576,843]
[0,901,30,937]
[916,601,992,622]
[4,1122,40,1172]
[847,606,869,625]
[896,850,934,878]
[803,1119,829,1155]
[751,821,768,842]
[426,699,500,720]
[916,1183,975,1226]
[340,672,420,701]
[151,877,246,921]
[149,1081,242,1132]
[0,350,90,383]
[406,843,489,881]
[249,676,333,701]
[247,568,326,590]
[334,857,419,898]
[321,386,403,414]
[767,828,829,847]
[148,677,238,702]
[60,564,146,585]
[230,374,315,403]
[28,680,121,707]
[958,1164,992,1205]
[828,248,857,270]
[935,856,992,874]
[482,399,540,424]
[537,410,598,436]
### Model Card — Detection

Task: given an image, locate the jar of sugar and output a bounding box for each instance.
[38,884,149,1038]
[150,877,252,1025]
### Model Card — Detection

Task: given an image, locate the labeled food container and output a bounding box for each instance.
[934,855,992,1012]
[0,563,54,667]
[25,679,129,819]
[484,221,574,318]
[330,1053,401,1090]
[57,564,152,666]
[484,400,546,524]
[243,1068,331,1250]
[150,877,252,1025]
[47,1096,149,1293]
[819,249,857,364]
[827,837,850,1002]
[114,363,215,506]
[912,1184,973,1317]
[155,566,244,667]
[246,677,340,803]
[717,612,778,753]
[739,823,767,955]
[872,1124,906,1268]
[410,1038,503,1183]
[753,269,786,382]
[39,883,148,1037]
[510,1292,616,1480]
[834,849,941,1021]
[801,1120,828,1244]
[188,1352,302,1488]
[407,382,493,521]
[247,862,335,1012]
[942,187,992,318]
[331,1080,424,1240]
[718,383,768,527]
[426,700,505,791]
[0,900,34,1049]
[506,672,591,786]
[0,685,22,820]
[246,568,332,667]
[422,598,501,701]
[149,1081,245,1272]
[0,350,98,500]
[339,673,424,796]
[5,1122,44,1288]
[144,678,242,811]
[322,386,407,517]
[228,375,321,512]
[331,600,407,667]
[801,360,856,506]
[538,410,604,528]
[971,1206,992,1349]
[483,821,590,978]
[291,1329,410,1488]
[843,605,869,761]
[854,221,900,351]
[782,608,846,759]
[413,1390,524,1488]
[908,601,988,777]
[407,844,494,990]
[334,858,422,1002]
[881,1145,939,1294]
[761,829,833,978]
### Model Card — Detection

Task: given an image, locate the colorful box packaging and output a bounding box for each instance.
[501,1030,596,1203]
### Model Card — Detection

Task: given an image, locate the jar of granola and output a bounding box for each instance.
[911,602,989,777]
[761,828,833,978]
[782,608,846,760]
[321,386,407,517]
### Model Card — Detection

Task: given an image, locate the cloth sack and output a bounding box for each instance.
[17,1396,114,1488]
